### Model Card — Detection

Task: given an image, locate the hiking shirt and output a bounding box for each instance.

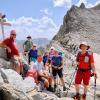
[3,37,19,58]
[49,51,54,60]
[24,40,33,51]
[34,61,44,73]
[43,55,49,64]
[52,56,62,67]
[76,52,94,69]
[29,49,38,59]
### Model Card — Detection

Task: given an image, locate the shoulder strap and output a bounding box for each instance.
[76,51,81,62]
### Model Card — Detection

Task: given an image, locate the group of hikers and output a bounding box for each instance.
[0,29,97,100]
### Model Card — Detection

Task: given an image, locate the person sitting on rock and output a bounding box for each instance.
[51,49,66,91]
[33,54,53,92]
[0,30,21,74]
[73,42,97,100]
[23,35,33,56]
[28,44,38,64]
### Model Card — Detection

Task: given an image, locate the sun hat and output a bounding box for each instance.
[27,35,31,38]
[79,42,90,50]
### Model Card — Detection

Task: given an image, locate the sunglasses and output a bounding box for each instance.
[11,34,16,36]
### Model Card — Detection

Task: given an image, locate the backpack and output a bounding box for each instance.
[76,51,92,71]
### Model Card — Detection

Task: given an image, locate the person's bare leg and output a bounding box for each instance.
[75,84,80,94]
[84,85,88,94]
[15,64,20,74]
[60,77,65,86]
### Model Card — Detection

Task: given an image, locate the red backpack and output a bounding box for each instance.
[76,51,92,70]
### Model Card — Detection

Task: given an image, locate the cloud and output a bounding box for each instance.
[77,0,100,8]
[87,1,100,8]
[40,8,52,16]
[52,0,71,8]
[4,16,59,40]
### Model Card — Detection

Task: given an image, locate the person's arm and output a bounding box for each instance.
[58,58,64,69]
[23,41,26,50]
[91,63,96,73]
[90,53,97,78]
[0,42,11,53]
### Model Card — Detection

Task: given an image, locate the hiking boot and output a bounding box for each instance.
[82,94,86,100]
[73,93,80,100]
[47,86,54,92]
[63,86,67,91]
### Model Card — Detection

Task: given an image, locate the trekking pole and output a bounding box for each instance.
[94,78,96,100]
[66,65,77,95]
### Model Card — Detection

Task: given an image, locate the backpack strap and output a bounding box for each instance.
[76,51,81,62]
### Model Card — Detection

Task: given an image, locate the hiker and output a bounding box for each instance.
[49,47,54,61]
[0,30,21,74]
[28,44,38,64]
[51,49,66,91]
[23,35,33,56]
[33,55,53,92]
[26,65,38,83]
[43,51,49,66]
[73,42,97,100]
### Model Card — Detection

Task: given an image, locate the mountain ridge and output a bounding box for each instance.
[52,3,100,54]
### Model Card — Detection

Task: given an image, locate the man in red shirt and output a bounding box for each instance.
[73,42,97,100]
[0,30,21,74]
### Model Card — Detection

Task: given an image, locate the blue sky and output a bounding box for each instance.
[0,0,99,40]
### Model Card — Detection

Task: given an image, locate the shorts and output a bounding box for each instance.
[75,70,91,85]
[52,68,63,79]
[38,76,45,83]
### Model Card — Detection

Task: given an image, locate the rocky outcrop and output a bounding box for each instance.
[52,3,100,54]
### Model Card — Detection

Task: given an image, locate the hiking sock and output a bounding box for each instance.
[54,84,57,92]
[49,85,52,88]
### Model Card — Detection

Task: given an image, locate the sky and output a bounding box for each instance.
[0,0,100,40]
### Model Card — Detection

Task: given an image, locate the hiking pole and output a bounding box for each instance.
[66,65,77,95]
[94,78,96,100]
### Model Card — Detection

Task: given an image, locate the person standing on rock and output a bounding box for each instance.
[51,49,66,91]
[49,47,55,61]
[0,30,21,74]
[73,42,97,100]
[23,35,33,56]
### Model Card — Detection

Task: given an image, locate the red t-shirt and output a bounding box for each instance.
[76,52,94,69]
[3,37,19,58]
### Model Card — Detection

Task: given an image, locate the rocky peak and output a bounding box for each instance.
[52,3,100,53]
[80,3,85,9]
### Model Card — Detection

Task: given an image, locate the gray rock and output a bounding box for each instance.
[52,3,100,54]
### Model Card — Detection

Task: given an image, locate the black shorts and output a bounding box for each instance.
[52,68,63,79]
[38,76,45,83]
